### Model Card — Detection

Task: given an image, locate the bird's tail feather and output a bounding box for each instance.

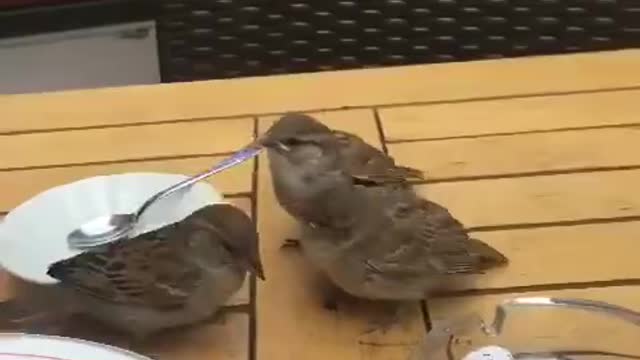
[0,285,71,333]
[468,238,509,269]
[0,298,50,330]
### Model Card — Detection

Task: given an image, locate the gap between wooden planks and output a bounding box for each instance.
[379,89,640,141]
[0,156,254,212]
[1,50,640,133]
[254,108,640,359]
[422,169,640,229]
[256,110,427,360]
[388,126,640,182]
[0,117,254,170]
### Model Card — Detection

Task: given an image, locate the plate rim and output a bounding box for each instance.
[0,332,152,360]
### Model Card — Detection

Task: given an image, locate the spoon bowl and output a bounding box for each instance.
[0,173,223,284]
[66,143,262,250]
[67,214,135,247]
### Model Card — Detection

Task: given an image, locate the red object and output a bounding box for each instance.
[0,0,91,9]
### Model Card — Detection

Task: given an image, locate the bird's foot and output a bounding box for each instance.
[280,238,301,249]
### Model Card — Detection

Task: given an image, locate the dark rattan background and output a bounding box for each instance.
[157,0,640,82]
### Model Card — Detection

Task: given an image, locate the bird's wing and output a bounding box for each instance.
[366,192,507,277]
[332,130,424,185]
[409,199,507,274]
[47,221,202,310]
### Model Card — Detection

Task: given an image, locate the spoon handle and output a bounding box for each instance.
[133,143,263,222]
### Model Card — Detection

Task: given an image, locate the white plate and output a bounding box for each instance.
[0,173,223,284]
[0,333,151,360]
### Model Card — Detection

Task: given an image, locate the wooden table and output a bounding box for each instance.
[2,49,640,359]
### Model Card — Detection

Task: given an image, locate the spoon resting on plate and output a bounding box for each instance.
[66,142,263,251]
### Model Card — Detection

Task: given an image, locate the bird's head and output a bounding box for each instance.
[188,204,265,280]
[261,113,336,152]
[259,113,340,167]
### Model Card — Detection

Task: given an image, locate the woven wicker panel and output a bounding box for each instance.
[156,0,640,81]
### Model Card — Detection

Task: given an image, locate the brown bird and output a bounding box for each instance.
[263,113,424,228]
[262,113,507,303]
[0,203,264,340]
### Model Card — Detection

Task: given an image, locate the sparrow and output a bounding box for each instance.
[263,113,424,228]
[0,203,264,340]
[262,113,507,302]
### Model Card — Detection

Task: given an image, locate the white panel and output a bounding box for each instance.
[0,21,161,94]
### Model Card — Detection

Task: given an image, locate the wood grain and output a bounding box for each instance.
[421,169,640,228]
[0,156,253,212]
[256,110,426,360]
[0,117,253,169]
[2,50,639,132]
[380,89,640,141]
[441,222,640,292]
[388,126,640,180]
[142,312,249,360]
[425,286,640,359]
[3,50,640,360]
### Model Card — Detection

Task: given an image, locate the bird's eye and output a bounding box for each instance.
[281,137,306,146]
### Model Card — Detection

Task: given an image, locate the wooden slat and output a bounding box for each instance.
[388,127,640,181]
[443,222,640,292]
[2,50,640,133]
[380,89,640,141]
[0,156,253,212]
[142,313,249,360]
[421,169,640,229]
[0,117,253,169]
[424,286,640,358]
[257,110,426,360]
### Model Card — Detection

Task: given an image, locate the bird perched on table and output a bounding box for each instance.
[263,113,424,228]
[0,203,264,340]
[262,113,507,303]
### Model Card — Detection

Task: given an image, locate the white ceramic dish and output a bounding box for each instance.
[0,173,223,284]
[0,333,151,360]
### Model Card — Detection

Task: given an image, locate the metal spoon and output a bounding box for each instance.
[67,142,263,250]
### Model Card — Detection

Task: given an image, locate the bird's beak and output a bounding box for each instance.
[244,257,265,280]
[258,127,294,153]
[235,235,265,280]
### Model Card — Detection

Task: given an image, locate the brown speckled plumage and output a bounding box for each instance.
[1,203,263,339]
[264,113,506,300]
